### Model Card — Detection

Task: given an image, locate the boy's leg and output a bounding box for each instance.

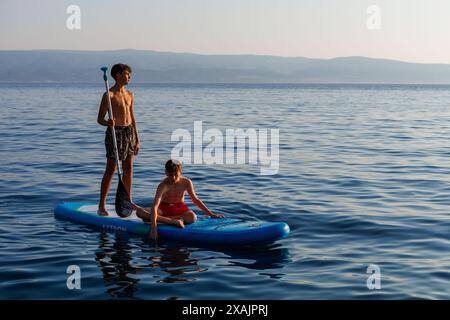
[157,214,185,228]
[122,154,133,201]
[98,158,117,216]
[135,206,185,228]
[135,206,151,222]
[166,210,197,225]
[181,210,197,224]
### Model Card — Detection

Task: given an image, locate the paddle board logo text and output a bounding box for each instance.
[102,224,127,232]
[171,121,279,175]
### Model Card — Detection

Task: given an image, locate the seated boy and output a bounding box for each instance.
[134,160,224,240]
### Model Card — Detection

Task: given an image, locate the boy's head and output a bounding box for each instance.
[165,159,182,183]
[111,63,132,85]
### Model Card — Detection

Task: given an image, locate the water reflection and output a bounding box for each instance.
[95,231,290,298]
[149,245,208,284]
[95,232,142,298]
[95,232,206,298]
[222,244,291,271]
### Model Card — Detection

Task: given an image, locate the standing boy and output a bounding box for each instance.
[97,63,140,216]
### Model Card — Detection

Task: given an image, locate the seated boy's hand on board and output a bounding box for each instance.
[209,212,225,219]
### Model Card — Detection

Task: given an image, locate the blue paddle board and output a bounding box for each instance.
[54,202,290,246]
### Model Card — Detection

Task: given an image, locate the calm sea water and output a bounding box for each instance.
[1,83,450,299]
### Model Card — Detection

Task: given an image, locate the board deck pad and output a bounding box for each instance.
[54,202,290,246]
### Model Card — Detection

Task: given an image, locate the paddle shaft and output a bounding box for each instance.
[102,75,123,177]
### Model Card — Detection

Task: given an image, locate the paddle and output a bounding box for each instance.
[100,67,133,217]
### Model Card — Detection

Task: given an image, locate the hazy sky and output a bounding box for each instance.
[1,0,449,63]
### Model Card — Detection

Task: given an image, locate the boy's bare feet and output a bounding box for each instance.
[97,208,109,216]
[174,219,185,228]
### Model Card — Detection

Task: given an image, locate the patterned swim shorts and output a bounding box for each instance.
[105,125,137,161]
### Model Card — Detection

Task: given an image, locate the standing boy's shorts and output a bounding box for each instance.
[105,125,137,161]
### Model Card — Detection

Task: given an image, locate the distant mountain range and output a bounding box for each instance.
[1,49,450,84]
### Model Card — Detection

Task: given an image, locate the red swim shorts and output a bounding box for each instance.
[158,202,191,217]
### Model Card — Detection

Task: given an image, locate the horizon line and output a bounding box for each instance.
[2,82,450,86]
[0,48,448,66]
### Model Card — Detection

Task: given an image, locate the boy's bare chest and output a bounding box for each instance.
[111,93,132,111]
[164,184,186,198]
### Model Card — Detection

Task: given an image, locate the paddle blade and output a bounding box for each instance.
[115,178,132,217]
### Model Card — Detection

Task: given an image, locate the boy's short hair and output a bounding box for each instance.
[111,63,132,80]
[165,159,182,174]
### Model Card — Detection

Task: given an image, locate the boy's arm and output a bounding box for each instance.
[186,179,224,218]
[130,92,140,154]
[97,92,115,126]
[150,183,166,239]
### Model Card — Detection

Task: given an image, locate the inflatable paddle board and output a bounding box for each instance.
[54,202,290,246]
